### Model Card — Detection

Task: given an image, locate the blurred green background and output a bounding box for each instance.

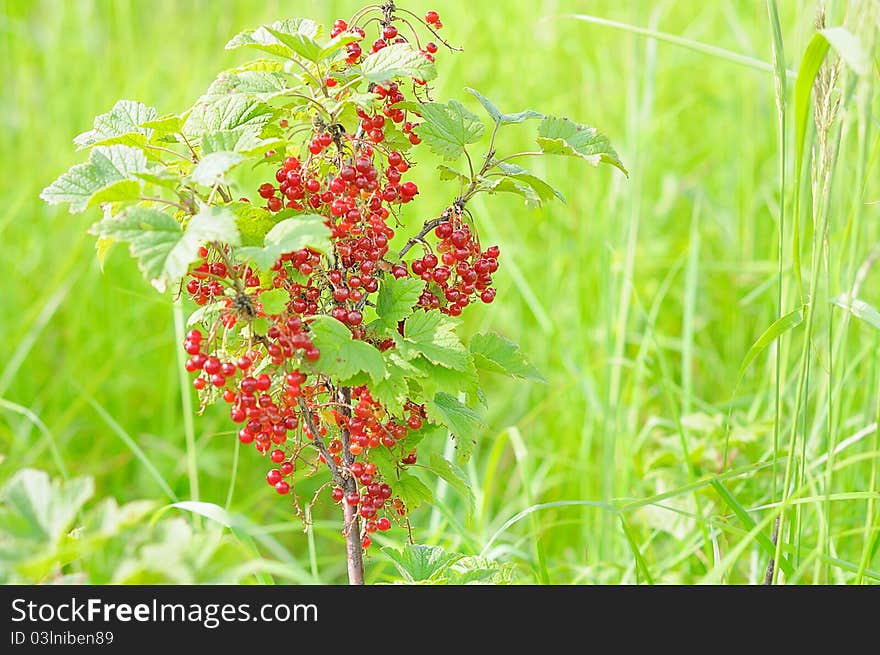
[1,0,878,584]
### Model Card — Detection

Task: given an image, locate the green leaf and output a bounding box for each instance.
[1,469,94,545]
[394,474,433,511]
[236,214,331,270]
[202,127,282,156]
[735,305,806,388]
[73,100,157,150]
[493,160,565,204]
[370,351,420,416]
[831,295,880,331]
[360,42,437,83]
[411,356,479,400]
[90,205,240,292]
[319,32,361,61]
[437,165,469,185]
[140,113,184,136]
[231,202,278,246]
[425,392,485,463]
[710,479,793,577]
[411,100,485,160]
[259,288,289,315]
[183,95,275,139]
[133,170,180,192]
[375,277,426,330]
[427,454,475,518]
[465,87,542,124]
[393,310,470,371]
[309,316,386,383]
[381,543,460,582]
[481,175,542,208]
[204,70,290,100]
[367,446,398,479]
[819,27,869,75]
[470,332,544,381]
[405,423,446,452]
[41,145,148,213]
[446,556,515,584]
[189,151,245,187]
[265,19,323,62]
[536,115,627,175]
[225,19,313,59]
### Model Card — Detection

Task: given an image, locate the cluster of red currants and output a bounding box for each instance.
[182,8,492,549]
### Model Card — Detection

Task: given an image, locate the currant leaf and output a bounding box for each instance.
[536,115,628,175]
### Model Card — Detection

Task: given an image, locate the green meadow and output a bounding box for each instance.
[1,0,878,583]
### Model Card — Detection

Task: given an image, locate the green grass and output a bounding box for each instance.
[1,0,878,584]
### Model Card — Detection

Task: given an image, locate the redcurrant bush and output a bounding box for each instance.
[42,2,624,584]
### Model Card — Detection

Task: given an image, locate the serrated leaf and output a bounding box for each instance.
[1,469,94,545]
[360,42,437,83]
[236,214,331,270]
[367,446,398,478]
[259,288,289,315]
[465,87,543,124]
[190,151,245,187]
[186,301,225,328]
[370,351,419,415]
[411,356,479,399]
[411,99,485,160]
[204,70,290,100]
[133,170,180,192]
[427,454,475,517]
[481,175,542,208]
[426,392,484,463]
[225,19,315,59]
[405,423,446,451]
[184,95,275,139]
[309,316,385,383]
[447,556,515,584]
[394,310,469,370]
[381,543,460,582]
[536,115,627,175]
[375,277,426,330]
[381,125,414,152]
[493,160,565,204]
[90,205,239,292]
[394,473,433,511]
[41,145,148,213]
[320,31,361,60]
[73,100,157,150]
[202,127,282,156]
[140,114,184,136]
[470,332,544,381]
[265,19,323,62]
[231,203,279,246]
[438,164,469,185]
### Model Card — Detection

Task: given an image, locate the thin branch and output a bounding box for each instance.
[178,132,199,162]
[492,150,544,165]
[397,216,448,259]
[289,92,332,116]
[139,196,193,214]
[394,7,463,51]
[144,143,191,161]
[296,396,344,485]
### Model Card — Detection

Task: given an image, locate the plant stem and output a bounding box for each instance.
[764,0,787,584]
[337,385,364,585]
[139,196,193,214]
